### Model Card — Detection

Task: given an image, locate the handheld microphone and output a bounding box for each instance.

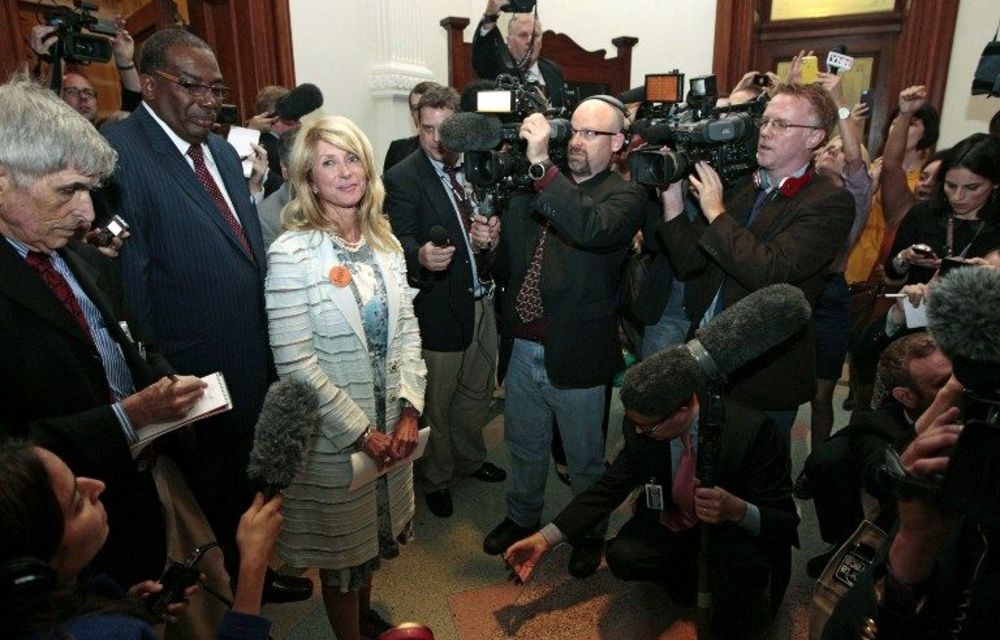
[275,83,324,121]
[428,225,451,247]
[621,283,812,418]
[438,112,504,153]
[826,44,849,74]
[247,378,319,497]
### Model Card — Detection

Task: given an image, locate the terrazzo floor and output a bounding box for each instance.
[262,379,849,640]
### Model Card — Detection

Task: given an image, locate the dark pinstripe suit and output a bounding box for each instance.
[102,104,272,558]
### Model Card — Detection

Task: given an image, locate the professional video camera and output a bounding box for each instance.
[439,74,571,206]
[628,72,764,187]
[501,0,537,12]
[46,1,117,64]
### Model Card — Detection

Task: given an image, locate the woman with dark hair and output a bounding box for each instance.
[0,440,278,639]
[885,133,1000,284]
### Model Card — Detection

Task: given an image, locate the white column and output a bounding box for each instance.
[370,0,436,170]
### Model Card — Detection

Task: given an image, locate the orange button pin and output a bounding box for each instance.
[329,265,352,287]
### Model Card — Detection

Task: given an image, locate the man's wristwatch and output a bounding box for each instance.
[838,106,851,120]
[528,158,554,181]
[482,12,500,24]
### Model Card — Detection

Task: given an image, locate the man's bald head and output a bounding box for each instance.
[567,99,625,182]
[61,73,98,124]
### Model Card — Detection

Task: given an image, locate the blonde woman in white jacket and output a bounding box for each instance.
[265,115,427,640]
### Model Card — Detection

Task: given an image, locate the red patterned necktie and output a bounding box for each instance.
[660,430,698,531]
[515,223,548,323]
[186,144,255,260]
[25,252,94,344]
[441,164,474,235]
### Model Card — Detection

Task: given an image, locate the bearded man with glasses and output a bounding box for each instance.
[100,28,311,606]
[482,95,644,579]
[657,82,855,442]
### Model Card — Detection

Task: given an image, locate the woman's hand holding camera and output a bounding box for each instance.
[130,579,201,623]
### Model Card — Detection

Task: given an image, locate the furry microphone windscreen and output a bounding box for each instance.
[695,282,811,375]
[275,83,324,122]
[247,378,319,493]
[621,283,811,418]
[928,266,1000,390]
[438,112,504,153]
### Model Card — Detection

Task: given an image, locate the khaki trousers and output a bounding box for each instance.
[417,297,497,493]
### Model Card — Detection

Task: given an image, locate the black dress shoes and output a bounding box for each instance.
[568,537,603,579]
[469,462,507,483]
[262,569,314,604]
[425,489,454,518]
[483,517,539,555]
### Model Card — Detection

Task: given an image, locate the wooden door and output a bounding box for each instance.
[715,0,959,154]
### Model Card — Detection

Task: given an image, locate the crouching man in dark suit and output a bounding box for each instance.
[505,393,799,640]
[0,74,207,588]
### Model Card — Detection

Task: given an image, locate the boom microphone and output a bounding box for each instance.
[247,378,319,496]
[927,267,1000,391]
[621,283,812,418]
[438,112,504,153]
[275,83,324,121]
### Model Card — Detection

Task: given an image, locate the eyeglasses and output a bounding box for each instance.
[754,116,823,132]
[571,128,619,140]
[629,414,669,436]
[62,87,96,100]
[154,71,230,101]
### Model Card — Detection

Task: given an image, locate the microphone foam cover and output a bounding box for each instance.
[438,112,503,153]
[247,377,319,491]
[428,225,449,247]
[275,83,324,121]
[695,283,812,377]
[928,267,1000,365]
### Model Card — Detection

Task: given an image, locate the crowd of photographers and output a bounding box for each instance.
[1,3,999,639]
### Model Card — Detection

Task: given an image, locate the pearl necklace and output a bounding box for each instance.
[331,232,365,252]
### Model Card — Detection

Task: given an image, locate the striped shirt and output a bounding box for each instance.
[5,238,139,444]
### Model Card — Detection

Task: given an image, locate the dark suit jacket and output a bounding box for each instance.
[497,169,644,388]
[663,172,855,409]
[383,135,419,174]
[630,193,702,326]
[552,398,798,552]
[471,24,567,108]
[0,239,171,586]
[845,403,914,504]
[384,150,484,352]
[102,105,272,436]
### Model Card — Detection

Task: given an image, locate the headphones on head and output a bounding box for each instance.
[579,93,628,118]
[0,557,56,601]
